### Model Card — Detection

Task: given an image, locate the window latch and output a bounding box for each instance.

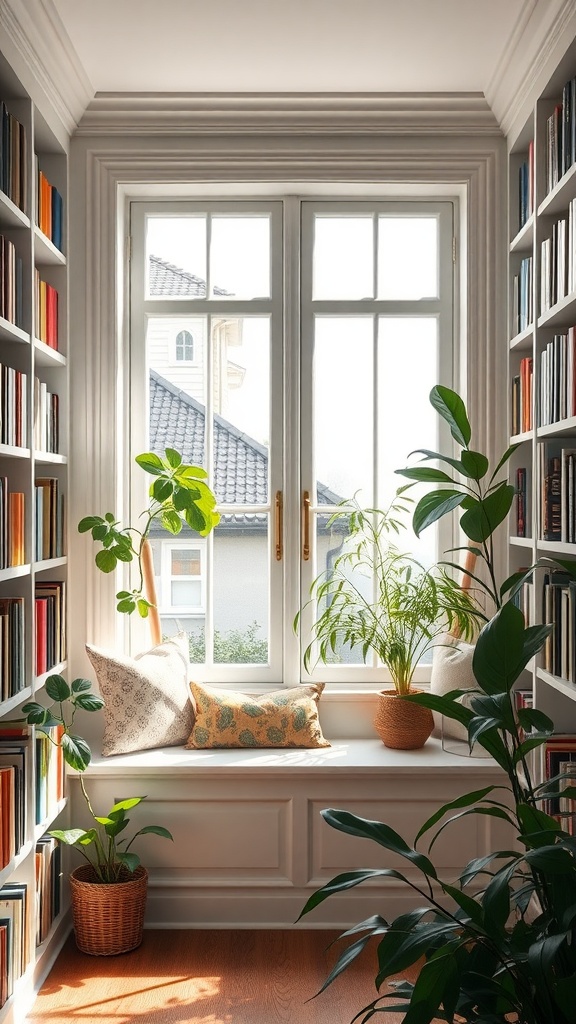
[275,491,283,561]
[302,491,311,561]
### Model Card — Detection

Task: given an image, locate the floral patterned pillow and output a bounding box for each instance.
[185,681,330,749]
[86,635,194,756]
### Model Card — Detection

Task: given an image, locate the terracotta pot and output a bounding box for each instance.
[374,688,434,750]
[69,864,148,955]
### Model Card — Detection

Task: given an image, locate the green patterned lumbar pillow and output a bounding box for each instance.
[186,681,330,749]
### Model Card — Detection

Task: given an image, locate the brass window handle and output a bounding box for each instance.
[275,491,283,561]
[302,490,310,561]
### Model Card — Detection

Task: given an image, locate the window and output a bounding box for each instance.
[129,197,455,686]
[175,329,194,362]
[158,541,205,625]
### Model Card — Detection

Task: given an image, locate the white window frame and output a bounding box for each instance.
[159,539,206,615]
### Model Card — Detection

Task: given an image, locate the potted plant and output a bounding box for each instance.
[22,673,172,955]
[298,386,576,1024]
[78,446,220,638]
[296,496,484,749]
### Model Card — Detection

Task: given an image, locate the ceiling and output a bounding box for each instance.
[51,0,529,96]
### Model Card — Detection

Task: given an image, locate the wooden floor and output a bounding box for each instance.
[26,929,412,1024]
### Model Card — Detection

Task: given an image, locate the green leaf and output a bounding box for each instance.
[95,548,118,573]
[71,678,93,693]
[137,599,151,618]
[298,868,410,920]
[415,786,500,844]
[473,602,525,694]
[78,515,105,533]
[117,597,136,614]
[151,477,174,503]
[441,883,485,927]
[459,483,515,543]
[109,797,145,814]
[135,452,164,476]
[489,442,521,483]
[460,449,489,480]
[321,808,437,878]
[429,385,471,447]
[394,467,455,484]
[160,510,182,534]
[517,804,561,845]
[412,490,467,537]
[61,733,92,772]
[516,707,554,733]
[135,825,174,840]
[164,447,182,468]
[48,828,92,846]
[73,693,105,712]
[116,851,140,873]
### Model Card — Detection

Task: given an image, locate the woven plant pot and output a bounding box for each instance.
[69,864,148,956]
[374,689,434,750]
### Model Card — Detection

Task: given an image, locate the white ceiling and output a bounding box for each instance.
[51,0,528,96]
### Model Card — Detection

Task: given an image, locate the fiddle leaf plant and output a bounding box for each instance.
[78,447,220,617]
[298,386,576,1024]
[22,674,173,882]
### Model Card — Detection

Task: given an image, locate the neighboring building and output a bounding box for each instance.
[148,370,344,646]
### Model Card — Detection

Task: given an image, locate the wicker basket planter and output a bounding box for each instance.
[374,689,434,750]
[69,865,148,956]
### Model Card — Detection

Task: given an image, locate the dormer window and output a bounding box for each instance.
[175,329,194,362]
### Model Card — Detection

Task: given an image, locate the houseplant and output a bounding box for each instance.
[298,386,576,1023]
[296,496,484,748]
[22,672,172,955]
[78,446,220,625]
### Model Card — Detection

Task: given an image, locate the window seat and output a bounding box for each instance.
[65,735,510,929]
[82,735,500,776]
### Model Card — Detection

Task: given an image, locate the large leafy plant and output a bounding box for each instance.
[297,497,483,695]
[298,386,576,1024]
[23,674,172,883]
[78,447,220,617]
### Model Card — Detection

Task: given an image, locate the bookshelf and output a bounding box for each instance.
[508,35,576,825]
[0,45,69,1022]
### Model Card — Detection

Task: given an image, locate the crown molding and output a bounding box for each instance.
[486,0,576,139]
[75,91,501,138]
[1,0,93,138]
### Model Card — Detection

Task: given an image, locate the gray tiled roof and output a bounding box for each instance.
[149,370,342,530]
[149,254,230,297]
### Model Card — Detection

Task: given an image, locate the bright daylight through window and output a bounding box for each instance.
[129,198,455,685]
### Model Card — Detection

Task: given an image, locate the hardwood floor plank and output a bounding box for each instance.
[26,929,412,1024]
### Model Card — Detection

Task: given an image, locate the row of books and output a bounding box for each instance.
[36,164,63,253]
[539,440,576,543]
[0,364,27,449]
[35,581,66,678]
[512,255,533,336]
[33,379,59,455]
[0,881,28,1006]
[0,598,24,700]
[35,478,65,562]
[0,101,27,214]
[518,140,534,230]
[515,467,529,538]
[0,481,24,569]
[538,327,576,426]
[540,204,576,313]
[542,570,576,679]
[0,235,23,329]
[0,722,31,860]
[511,356,533,435]
[514,692,576,833]
[35,835,61,946]
[545,75,576,194]
[34,271,58,350]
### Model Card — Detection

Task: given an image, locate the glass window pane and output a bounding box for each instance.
[313,317,373,505]
[213,519,269,664]
[171,580,202,606]
[377,316,438,566]
[146,315,207,469]
[312,518,372,666]
[171,549,201,575]
[313,216,373,299]
[377,217,438,299]
[212,316,270,504]
[146,216,207,298]
[210,216,270,299]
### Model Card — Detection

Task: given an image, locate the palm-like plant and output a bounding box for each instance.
[298,386,576,1024]
[298,498,483,695]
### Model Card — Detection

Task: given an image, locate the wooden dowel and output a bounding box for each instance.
[141,539,162,647]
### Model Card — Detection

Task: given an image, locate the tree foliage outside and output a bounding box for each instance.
[186,621,268,664]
